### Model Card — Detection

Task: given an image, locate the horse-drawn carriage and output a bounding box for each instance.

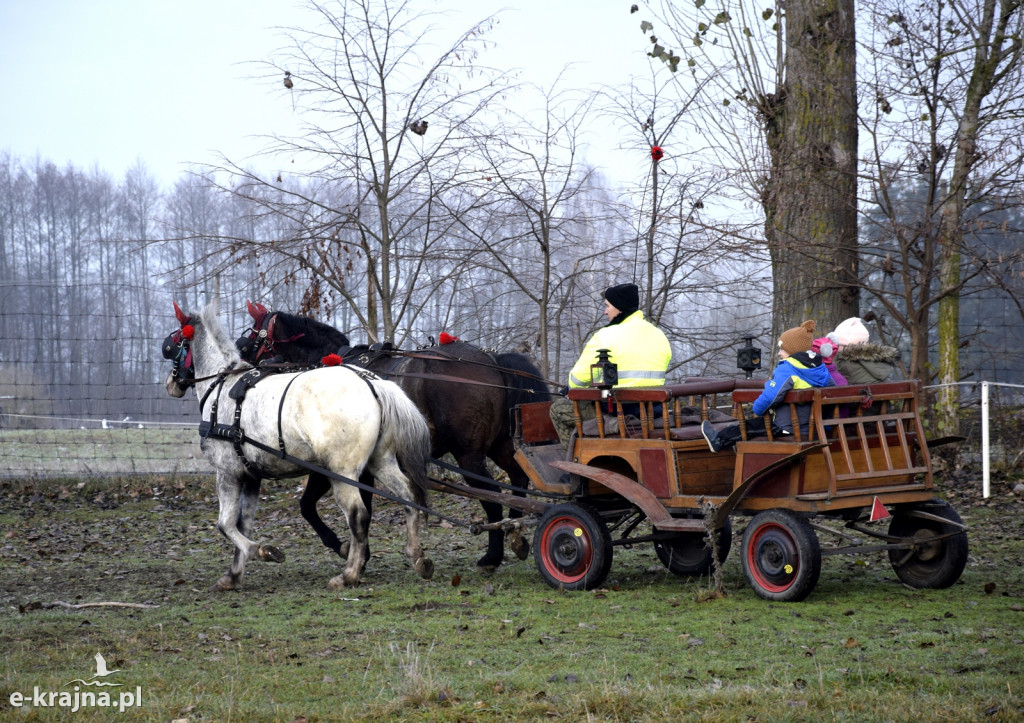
[164,302,968,602]
[512,379,968,601]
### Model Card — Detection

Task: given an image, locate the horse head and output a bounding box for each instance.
[163,302,196,397]
[236,300,279,364]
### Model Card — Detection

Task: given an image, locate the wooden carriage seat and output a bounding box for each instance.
[570,379,742,441]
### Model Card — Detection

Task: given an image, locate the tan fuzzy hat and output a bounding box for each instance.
[778,320,816,355]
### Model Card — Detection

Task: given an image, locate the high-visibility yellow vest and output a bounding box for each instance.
[568,311,672,389]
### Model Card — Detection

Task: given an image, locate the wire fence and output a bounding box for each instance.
[3,384,1023,483]
[0,284,1022,484]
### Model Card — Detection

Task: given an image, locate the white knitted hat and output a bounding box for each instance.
[831,317,870,346]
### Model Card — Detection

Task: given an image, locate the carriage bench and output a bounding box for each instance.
[514,379,942,512]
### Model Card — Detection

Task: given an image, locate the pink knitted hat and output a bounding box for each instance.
[811,337,836,364]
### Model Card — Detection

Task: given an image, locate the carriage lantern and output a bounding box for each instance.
[590,349,618,390]
[737,336,762,378]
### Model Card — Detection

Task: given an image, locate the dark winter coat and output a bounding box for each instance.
[834,343,901,385]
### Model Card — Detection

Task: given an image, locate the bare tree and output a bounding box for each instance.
[187,0,512,345]
[861,0,1024,433]
[637,0,860,339]
[602,69,773,375]
[443,80,611,377]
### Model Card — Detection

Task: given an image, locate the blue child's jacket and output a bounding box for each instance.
[752,352,834,434]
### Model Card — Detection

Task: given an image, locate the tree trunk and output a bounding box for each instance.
[763,0,859,341]
[934,0,1014,438]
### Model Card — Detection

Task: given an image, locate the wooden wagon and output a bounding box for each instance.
[511,379,968,601]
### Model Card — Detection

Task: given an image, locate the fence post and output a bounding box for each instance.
[981,381,990,499]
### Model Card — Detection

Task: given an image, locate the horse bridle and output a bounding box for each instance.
[238,310,308,365]
[162,324,195,386]
[163,319,242,390]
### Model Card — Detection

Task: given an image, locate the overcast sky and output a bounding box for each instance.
[1,0,656,189]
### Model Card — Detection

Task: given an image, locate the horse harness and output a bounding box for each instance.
[206,363,386,478]
[165,322,560,526]
[239,310,558,392]
[165,324,382,477]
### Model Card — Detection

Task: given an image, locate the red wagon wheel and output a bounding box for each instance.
[533,503,612,591]
[741,509,821,602]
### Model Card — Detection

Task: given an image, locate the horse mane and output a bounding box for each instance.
[198,302,241,366]
[494,352,552,407]
[272,312,351,362]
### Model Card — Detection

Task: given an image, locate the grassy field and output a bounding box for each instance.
[0,427,212,478]
[1,473,1022,721]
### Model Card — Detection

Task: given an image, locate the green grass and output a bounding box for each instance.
[0,427,210,477]
[1,477,1022,721]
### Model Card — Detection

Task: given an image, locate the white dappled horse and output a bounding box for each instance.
[163,300,433,590]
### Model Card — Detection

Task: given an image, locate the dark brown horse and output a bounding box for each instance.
[237,301,553,570]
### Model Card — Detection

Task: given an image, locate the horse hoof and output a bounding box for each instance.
[328,574,360,590]
[258,545,285,563]
[476,553,501,571]
[214,576,236,592]
[415,557,434,580]
[508,530,530,560]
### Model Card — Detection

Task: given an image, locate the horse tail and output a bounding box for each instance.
[368,379,430,507]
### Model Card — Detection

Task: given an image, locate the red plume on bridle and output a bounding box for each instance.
[439,332,458,345]
[165,301,195,382]
[173,300,191,327]
[246,300,270,327]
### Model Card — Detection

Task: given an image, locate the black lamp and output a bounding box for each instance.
[737,337,762,378]
[590,349,618,389]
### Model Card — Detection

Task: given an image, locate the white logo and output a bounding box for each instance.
[66,653,123,687]
[8,652,142,713]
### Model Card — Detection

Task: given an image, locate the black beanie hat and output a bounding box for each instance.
[604,283,639,313]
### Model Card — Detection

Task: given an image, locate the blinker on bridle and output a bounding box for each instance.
[241,312,304,363]
[241,321,275,363]
[163,325,195,386]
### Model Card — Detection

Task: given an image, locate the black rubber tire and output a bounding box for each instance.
[887,500,968,589]
[653,518,733,577]
[533,503,613,591]
[741,509,821,602]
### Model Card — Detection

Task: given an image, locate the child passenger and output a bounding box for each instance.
[812,336,847,386]
[701,320,834,453]
[828,317,900,385]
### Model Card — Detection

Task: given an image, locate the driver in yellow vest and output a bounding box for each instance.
[549,283,672,448]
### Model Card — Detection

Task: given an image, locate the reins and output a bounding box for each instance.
[254,360,558,396]
[177,364,255,389]
[240,312,562,391]
[384,349,562,390]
